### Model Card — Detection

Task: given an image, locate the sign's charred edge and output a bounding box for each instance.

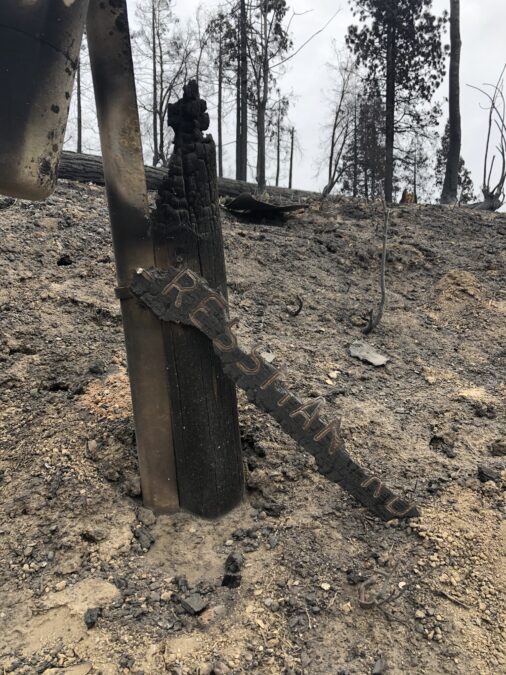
[131,267,420,522]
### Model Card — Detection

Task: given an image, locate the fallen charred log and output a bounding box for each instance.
[58,151,317,203]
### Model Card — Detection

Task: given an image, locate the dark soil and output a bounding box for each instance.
[0,181,505,674]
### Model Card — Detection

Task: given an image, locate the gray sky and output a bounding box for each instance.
[124,0,505,197]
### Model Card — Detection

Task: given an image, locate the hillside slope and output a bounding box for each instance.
[0,182,505,674]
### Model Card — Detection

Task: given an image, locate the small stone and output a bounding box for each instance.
[84,607,100,629]
[54,580,67,592]
[415,610,426,619]
[349,341,389,367]
[261,502,284,517]
[119,654,135,669]
[180,593,208,615]
[222,573,241,589]
[88,362,105,375]
[320,582,331,591]
[222,551,244,588]
[57,254,73,266]
[372,656,387,674]
[138,507,156,527]
[134,526,154,551]
[224,552,244,574]
[478,464,502,484]
[125,475,141,497]
[161,590,174,602]
[482,481,499,494]
[86,439,98,458]
[489,440,506,457]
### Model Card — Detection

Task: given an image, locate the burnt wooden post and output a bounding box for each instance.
[153,81,244,517]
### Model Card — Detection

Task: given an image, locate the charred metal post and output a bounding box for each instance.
[86,0,178,513]
[0,0,89,200]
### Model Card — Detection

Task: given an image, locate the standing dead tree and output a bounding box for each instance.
[134,0,195,167]
[322,53,355,197]
[468,65,506,211]
[440,0,462,204]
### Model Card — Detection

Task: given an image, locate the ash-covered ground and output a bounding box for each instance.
[0,182,505,674]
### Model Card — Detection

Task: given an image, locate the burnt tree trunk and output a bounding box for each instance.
[352,102,358,198]
[76,60,82,155]
[441,0,462,204]
[256,92,267,191]
[275,104,281,187]
[154,81,244,517]
[384,22,396,203]
[235,46,241,180]
[151,0,158,166]
[239,0,248,181]
[217,33,224,178]
[288,126,294,189]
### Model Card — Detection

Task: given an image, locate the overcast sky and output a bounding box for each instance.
[123,0,505,198]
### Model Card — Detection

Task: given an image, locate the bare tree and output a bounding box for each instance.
[322,52,356,197]
[247,3,338,191]
[468,66,506,211]
[134,0,195,166]
[65,35,97,155]
[288,126,295,188]
[441,0,462,204]
[204,7,239,179]
[76,57,83,154]
[268,95,289,187]
[238,0,248,180]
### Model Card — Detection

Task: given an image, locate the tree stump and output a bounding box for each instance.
[154,81,243,517]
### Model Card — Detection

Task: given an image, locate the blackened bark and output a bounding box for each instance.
[76,60,82,155]
[288,127,294,189]
[58,151,317,199]
[153,81,243,517]
[217,34,223,178]
[235,48,241,179]
[239,0,248,181]
[352,102,358,197]
[256,94,267,191]
[441,0,461,204]
[384,22,396,203]
[152,1,158,166]
[256,8,269,192]
[275,105,281,187]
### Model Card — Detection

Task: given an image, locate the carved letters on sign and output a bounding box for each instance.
[131,267,420,522]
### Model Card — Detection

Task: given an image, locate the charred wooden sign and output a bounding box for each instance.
[130,267,420,522]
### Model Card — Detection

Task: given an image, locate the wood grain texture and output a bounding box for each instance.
[152,81,244,517]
